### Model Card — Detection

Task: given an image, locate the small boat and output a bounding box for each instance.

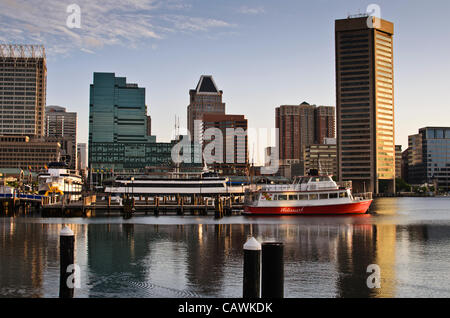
[243,170,372,215]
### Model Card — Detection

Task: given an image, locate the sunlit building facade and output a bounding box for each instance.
[335,16,396,194]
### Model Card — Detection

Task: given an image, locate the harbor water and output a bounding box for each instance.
[1,197,450,298]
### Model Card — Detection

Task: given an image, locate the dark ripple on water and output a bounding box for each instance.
[125,279,200,298]
[88,273,200,298]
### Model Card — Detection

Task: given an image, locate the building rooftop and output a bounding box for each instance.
[195,75,219,93]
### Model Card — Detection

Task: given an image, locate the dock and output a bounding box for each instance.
[39,194,245,218]
[0,193,43,216]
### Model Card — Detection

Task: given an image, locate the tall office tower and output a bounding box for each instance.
[335,16,395,194]
[88,73,173,185]
[276,102,318,164]
[45,105,77,169]
[0,44,47,137]
[187,75,225,142]
[201,113,248,175]
[89,73,150,145]
[407,127,450,192]
[315,106,336,144]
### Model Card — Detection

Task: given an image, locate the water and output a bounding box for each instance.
[1,197,450,298]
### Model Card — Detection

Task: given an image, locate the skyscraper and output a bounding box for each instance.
[0,44,47,137]
[187,75,225,142]
[276,102,316,164]
[335,16,395,194]
[89,72,151,145]
[276,102,335,164]
[45,105,77,169]
[88,73,174,185]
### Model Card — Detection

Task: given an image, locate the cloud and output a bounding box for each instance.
[161,15,235,33]
[0,0,233,56]
[238,6,265,15]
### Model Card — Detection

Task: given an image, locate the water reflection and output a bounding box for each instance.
[2,199,450,298]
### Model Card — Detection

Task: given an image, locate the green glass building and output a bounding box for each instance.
[88,73,173,185]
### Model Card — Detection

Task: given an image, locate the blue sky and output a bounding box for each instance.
[1,0,449,163]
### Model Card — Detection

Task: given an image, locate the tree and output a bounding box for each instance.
[395,178,411,192]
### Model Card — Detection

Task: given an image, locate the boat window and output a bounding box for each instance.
[319,193,329,200]
[339,192,347,198]
[300,177,310,184]
[319,176,331,182]
[311,177,320,183]
[298,194,308,200]
[309,194,318,200]
[288,194,298,200]
[329,193,338,199]
[278,194,288,201]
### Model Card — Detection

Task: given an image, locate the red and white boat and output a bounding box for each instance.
[243,172,372,215]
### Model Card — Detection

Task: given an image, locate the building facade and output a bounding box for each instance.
[201,113,248,175]
[45,105,77,169]
[0,44,47,137]
[304,144,337,177]
[276,102,335,178]
[77,143,87,174]
[315,106,336,144]
[335,16,396,194]
[89,73,173,185]
[187,75,225,142]
[407,127,450,192]
[0,135,60,171]
[395,145,402,179]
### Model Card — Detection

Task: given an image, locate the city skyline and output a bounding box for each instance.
[1,0,449,165]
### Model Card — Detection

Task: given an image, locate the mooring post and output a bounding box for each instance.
[155,197,160,216]
[261,242,284,298]
[59,225,75,298]
[243,237,261,298]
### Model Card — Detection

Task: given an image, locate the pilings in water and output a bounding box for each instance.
[242,238,284,299]
[243,237,262,298]
[261,242,284,298]
[59,226,75,298]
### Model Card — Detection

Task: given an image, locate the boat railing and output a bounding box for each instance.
[336,181,352,189]
[352,192,373,201]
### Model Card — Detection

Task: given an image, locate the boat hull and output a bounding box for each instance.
[243,200,372,215]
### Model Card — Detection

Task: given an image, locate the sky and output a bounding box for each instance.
[1,0,449,164]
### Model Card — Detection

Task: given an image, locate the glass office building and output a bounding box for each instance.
[407,127,450,192]
[89,73,173,184]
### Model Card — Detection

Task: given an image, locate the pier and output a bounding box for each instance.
[39,193,245,218]
[0,193,43,216]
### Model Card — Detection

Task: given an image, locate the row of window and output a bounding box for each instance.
[269,192,348,201]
